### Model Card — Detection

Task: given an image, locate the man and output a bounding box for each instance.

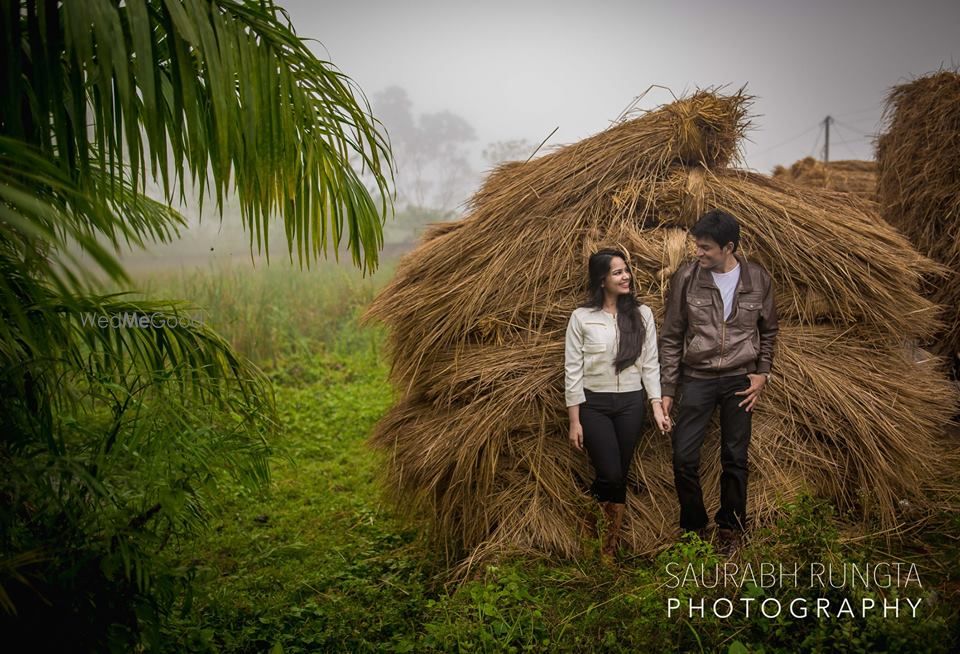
[659,209,779,555]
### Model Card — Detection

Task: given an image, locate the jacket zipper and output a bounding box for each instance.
[718,321,725,370]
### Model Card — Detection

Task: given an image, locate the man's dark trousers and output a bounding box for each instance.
[672,374,752,531]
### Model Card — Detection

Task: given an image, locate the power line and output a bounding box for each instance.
[829,121,872,159]
[834,138,863,159]
[754,122,821,156]
[808,126,823,158]
[755,110,879,167]
[832,118,876,139]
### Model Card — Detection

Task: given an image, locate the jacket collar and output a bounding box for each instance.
[696,252,753,294]
[587,307,618,317]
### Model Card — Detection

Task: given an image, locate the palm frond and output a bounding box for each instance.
[4,287,276,425]
[3,0,393,272]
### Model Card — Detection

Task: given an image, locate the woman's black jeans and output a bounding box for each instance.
[580,388,646,504]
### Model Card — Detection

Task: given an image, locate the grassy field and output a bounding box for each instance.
[125,261,960,653]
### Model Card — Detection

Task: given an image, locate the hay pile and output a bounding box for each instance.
[877,70,960,363]
[772,157,877,201]
[365,90,958,572]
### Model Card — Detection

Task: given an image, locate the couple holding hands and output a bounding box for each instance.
[564,209,779,562]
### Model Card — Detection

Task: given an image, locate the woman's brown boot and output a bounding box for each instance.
[600,502,625,564]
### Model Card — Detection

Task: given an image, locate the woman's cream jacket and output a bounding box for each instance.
[564,305,662,407]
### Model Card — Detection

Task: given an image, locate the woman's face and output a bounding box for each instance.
[603,256,632,296]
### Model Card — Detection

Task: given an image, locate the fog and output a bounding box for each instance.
[116,0,960,270]
[300,0,958,172]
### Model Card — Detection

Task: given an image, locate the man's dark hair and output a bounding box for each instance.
[690,209,741,251]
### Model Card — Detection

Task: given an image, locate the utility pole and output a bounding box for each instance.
[822,115,833,163]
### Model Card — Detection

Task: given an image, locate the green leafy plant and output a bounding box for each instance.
[1,0,393,649]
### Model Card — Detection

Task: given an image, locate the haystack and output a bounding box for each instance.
[772,157,877,202]
[365,90,958,572]
[877,70,960,364]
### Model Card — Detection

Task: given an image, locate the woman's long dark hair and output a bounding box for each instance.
[581,249,645,374]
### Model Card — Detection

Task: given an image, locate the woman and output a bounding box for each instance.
[564,249,671,563]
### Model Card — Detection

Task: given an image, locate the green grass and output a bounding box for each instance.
[123,259,394,366]
[132,263,959,653]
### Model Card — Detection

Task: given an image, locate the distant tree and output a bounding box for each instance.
[483,139,535,166]
[373,86,476,210]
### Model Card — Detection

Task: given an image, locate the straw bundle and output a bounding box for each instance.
[877,70,960,363]
[365,90,958,572]
[772,157,877,202]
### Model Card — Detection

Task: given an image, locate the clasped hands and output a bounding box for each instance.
[568,400,673,451]
[651,400,672,433]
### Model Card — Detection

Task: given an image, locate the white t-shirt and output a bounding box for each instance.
[711,263,741,321]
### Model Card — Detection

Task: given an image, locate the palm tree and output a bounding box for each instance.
[0,0,393,647]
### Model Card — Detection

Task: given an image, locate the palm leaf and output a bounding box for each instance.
[3,0,393,273]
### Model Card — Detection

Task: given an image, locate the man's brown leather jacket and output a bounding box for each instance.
[659,253,779,397]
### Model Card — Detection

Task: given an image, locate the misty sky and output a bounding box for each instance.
[287,0,959,176]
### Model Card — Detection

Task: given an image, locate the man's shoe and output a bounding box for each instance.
[717,528,742,556]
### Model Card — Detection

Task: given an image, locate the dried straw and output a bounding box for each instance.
[364,90,959,574]
[772,157,877,202]
[877,69,960,362]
